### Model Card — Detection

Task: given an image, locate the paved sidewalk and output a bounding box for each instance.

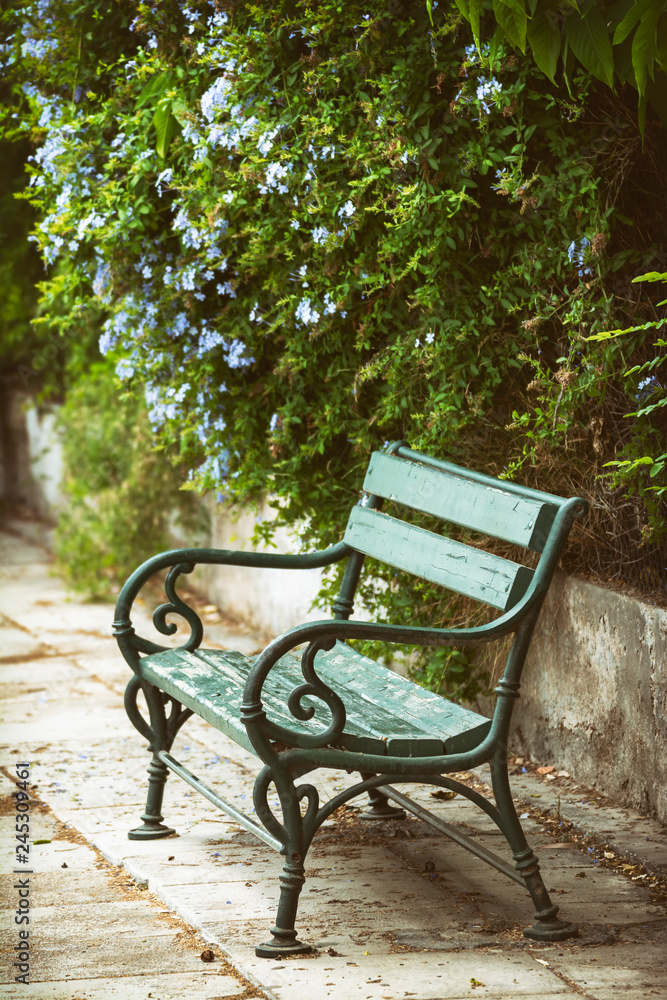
[1,522,666,999]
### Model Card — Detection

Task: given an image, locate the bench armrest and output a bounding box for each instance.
[240,530,573,757]
[243,613,518,703]
[112,541,351,671]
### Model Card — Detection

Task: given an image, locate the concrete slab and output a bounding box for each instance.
[220,949,576,999]
[0,971,248,1000]
[547,939,667,997]
[506,771,667,874]
[0,804,263,997]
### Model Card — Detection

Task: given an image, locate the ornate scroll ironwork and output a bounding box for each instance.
[151,562,204,652]
[285,638,347,748]
[124,674,193,752]
[243,637,348,753]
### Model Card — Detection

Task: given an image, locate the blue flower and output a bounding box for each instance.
[567,237,593,277]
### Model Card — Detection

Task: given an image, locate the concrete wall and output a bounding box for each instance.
[0,390,63,518]
[512,571,667,824]
[193,498,324,640]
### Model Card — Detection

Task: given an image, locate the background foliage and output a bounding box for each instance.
[54,361,205,597]
[451,0,667,131]
[3,0,666,696]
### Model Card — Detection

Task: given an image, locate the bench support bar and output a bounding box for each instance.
[157,751,283,852]
[379,785,578,942]
[379,785,524,885]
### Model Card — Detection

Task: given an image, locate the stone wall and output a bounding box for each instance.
[512,572,667,823]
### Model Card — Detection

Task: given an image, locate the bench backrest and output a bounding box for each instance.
[342,446,571,613]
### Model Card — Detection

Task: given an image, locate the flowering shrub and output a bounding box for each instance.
[4,0,666,690]
[54,362,205,597]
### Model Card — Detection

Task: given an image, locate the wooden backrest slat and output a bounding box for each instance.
[363,451,557,552]
[344,505,533,611]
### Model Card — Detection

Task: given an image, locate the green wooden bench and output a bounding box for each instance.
[113,442,587,957]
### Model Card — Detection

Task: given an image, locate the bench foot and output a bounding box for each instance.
[361,801,407,820]
[128,823,175,841]
[523,920,578,942]
[129,755,176,840]
[360,781,406,821]
[255,938,313,959]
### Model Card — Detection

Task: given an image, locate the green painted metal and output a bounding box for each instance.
[344,505,533,610]
[114,442,588,956]
[158,750,283,850]
[363,450,558,551]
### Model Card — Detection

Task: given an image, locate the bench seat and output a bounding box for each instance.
[140,640,492,758]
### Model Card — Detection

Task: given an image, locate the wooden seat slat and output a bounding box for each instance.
[344,505,533,611]
[364,451,558,552]
[140,641,491,758]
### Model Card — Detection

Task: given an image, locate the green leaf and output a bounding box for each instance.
[527,1,562,81]
[613,0,654,45]
[564,8,615,87]
[135,72,174,110]
[153,102,179,159]
[632,270,667,282]
[469,0,482,49]
[493,0,529,50]
[496,0,529,13]
[604,457,653,468]
[632,7,661,95]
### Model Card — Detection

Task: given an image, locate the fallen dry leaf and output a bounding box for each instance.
[538,842,576,850]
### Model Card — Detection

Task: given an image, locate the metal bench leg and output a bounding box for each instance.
[255,771,314,958]
[491,756,578,941]
[359,772,406,820]
[256,857,312,958]
[125,677,192,840]
[129,753,175,840]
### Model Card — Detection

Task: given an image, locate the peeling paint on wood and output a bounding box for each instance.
[140,641,491,757]
[344,505,533,610]
[364,452,558,551]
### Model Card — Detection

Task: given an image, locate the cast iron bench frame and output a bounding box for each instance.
[113,441,587,957]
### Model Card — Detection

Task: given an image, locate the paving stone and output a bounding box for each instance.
[547,940,667,997]
[230,948,576,999]
[0,971,247,999]
[0,811,260,995]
